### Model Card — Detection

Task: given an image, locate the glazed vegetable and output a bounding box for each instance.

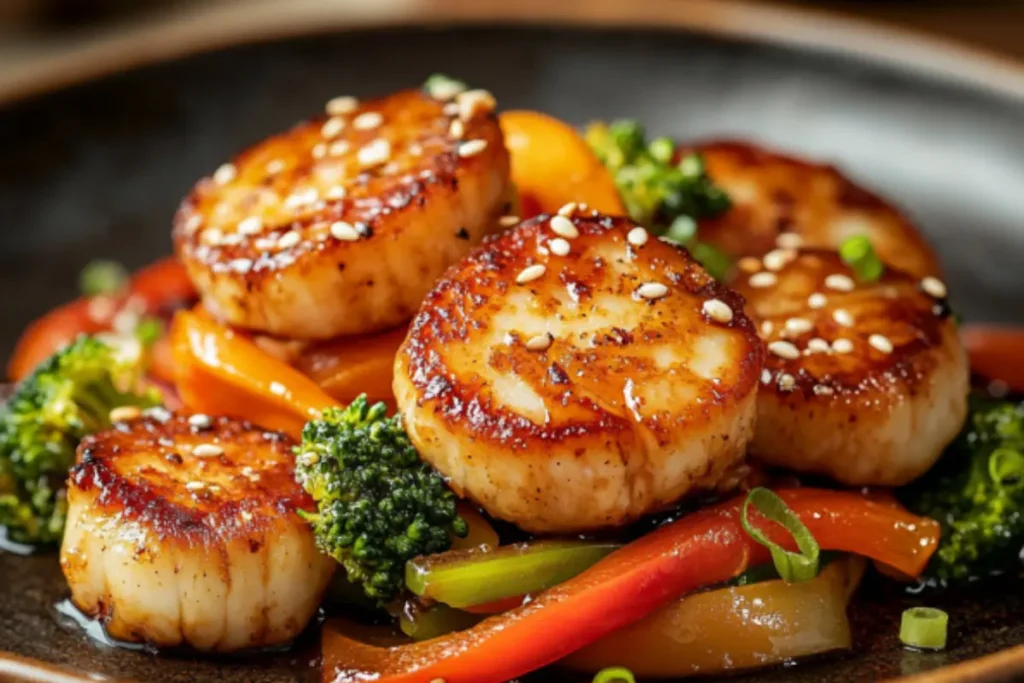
[900,607,949,650]
[741,487,820,582]
[564,556,865,677]
[592,668,635,683]
[400,601,481,641]
[406,540,620,608]
[839,235,884,282]
[962,325,1024,393]
[0,337,159,544]
[296,396,467,602]
[293,326,407,408]
[322,489,939,683]
[903,394,1024,582]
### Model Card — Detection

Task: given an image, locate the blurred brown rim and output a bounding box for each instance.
[1,0,1024,106]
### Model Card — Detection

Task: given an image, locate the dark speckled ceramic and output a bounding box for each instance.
[1,17,1023,683]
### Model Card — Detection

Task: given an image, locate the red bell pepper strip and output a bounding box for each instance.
[961,324,1024,393]
[322,488,939,683]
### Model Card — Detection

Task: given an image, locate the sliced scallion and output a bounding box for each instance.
[988,447,1024,492]
[839,235,884,282]
[900,607,948,650]
[80,259,129,296]
[592,667,636,683]
[741,487,820,582]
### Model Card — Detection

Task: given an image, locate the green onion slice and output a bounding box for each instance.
[423,73,467,98]
[741,487,820,582]
[135,316,165,347]
[839,235,884,282]
[988,447,1024,493]
[592,667,636,683]
[80,259,129,296]
[900,607,949,650]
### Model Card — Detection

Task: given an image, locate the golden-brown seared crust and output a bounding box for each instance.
[691,140,941,279]
[173,87,511,339]
[731,249,968,485]
[395,211,764,532]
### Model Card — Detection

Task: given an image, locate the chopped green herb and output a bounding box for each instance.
[135,316,165,347]
[839,235,884,282]
[592,667,636,683]
[423,73,467,99]
[80,260,128,297]
[900,607,948,650]
[741,488,820,582]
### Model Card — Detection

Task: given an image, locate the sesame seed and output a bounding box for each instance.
[183,214,203,234]
[275,231,301,250]
[220,233,243,246]
[498,215,520,228]
[442,102,460,116]
[557,202,577,217]
[458,139,488,158]
[239,510,254,522]
[312,143,327,159]
[326,95,358,115]
[254,237,276,251]
[188,414,212,430]
[213,163,236,185]
[449,119,465,139]
[637,282,669,300]
[808,292,827,309]
[265,159,286,175]
[825,273,855,292]
[352,111,383,130]
[760,320,774,337]
[548,238,571,256]
[761,369,773,385]
[806,337,831,354]
[785,317,813,335]
[285,187,319,210]
[193,443,224,457]
[330,221,360,241]
[358,138,391,167]
[109,406,141,423]
[832,338,854,354]
[143,406,172,423]
[237,216,264,235]
[516,264,546,284]
[768,340,800,360]
[869,334,894,354]
[749,272,778,288]
[201,229,224,246]
[627,227,649,247]
[777,373,797,392]
[737,257,761,273]
[428,79,466,100]
[326,185,347,200]
[832,308,855,327]
[329,141,350,157]
[525,333,554,351]
[550,215,579,239]
[457,89,496,120]
[763,249,795,272]
[776,233,803,249]
[813,384,835,396]
[702,298,734,324]
[321,117,346,138]
[230,258,253,274]
[920,276,947,299]
[185,481,206,491]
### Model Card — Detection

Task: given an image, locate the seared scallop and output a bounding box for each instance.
[394,211,764,533]
[60,411,335,652]
[692,141,941,278]
[174,87,512,340]
[731,250,967,486]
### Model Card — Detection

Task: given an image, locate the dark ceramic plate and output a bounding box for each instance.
[1,2,1024,681]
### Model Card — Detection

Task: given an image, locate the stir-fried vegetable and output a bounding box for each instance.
[900,607,949,650]
[293,326,407,408]
[742,487,821,582]
[322,489,939,683]
[961,325,1024,393]
[399,601,481,641]
[591,668,636,683]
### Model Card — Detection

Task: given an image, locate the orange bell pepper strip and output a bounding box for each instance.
[170,310,339,438]
[499,110,625,219]
[293,326,407,408]
[961,324,1024,393]
[322,489,938,683]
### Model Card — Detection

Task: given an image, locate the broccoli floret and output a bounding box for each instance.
[585,120,732,278]
[0,336,160,544]
[902,395,1024,582]
[296,396,467,602]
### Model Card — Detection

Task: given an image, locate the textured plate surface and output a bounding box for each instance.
[0,22,1023,683]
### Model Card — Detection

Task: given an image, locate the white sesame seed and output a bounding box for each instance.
[785,317,813,335]
[763,249,795,272]
[201,228,224,246]
[358,138,391,167]
[516,264,546,284]
[449,119,466,139]
[193,443,224,457]
[457,89,496,120]
[749,272,778,288]
[549,215,579,239]
[312,143,327,159]
[183,214,203,235]
[825,273,856,292]
[637,282,669,300]
[808,292,828,309]
[239,510,254,522]
[737,257,761,274]
[548,238,571,256]
[442,102,460,116]
[776,233,803,249]
[330,221,360,241]
[285,187,319,210]
[768,340,800,360]
[525,333,554,351]
[458,139,488,158]
[428,79,466,100]
[761,369,773,385]
[627,227,649,247]
[353,111,383,130]
[220,232,243,246]
[869,334,894,354]
[920,276,948,299]
[498,215,520,228]
[109,406,141,423]
[230,258,253,274]
[185,481,206,491]
[557,202,577,217]
[760,320,774,337]
[329,141,350,157]
[326,185,347,200]
[321,117,346,138]
[702,298,734,324]
[777,373,797,392]
[806,337,831,354]
[188,414,212,430]
[814,384,835,396]
[277,231,301,250]
[265,159,286,175]
[832,338,854,354]
[832,308,855,327]
[213,163,236,185]
[254,237,276,251]
[237,216,263,235]
[143,406,172,423]
[326,95,358,116]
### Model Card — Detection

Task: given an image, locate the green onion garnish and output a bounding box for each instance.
[80,260,129,297]
[648,137,675,164]
[135,316,165,347]
[900,607,949,650]
[741,488,820,582]
[664,215,697,244]
[423,73,467,99]
[988,447,1024,493]
[592,667,636,683]
[839,235,884,282]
